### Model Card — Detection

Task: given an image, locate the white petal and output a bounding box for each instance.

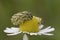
[7,32,21,36]
[11,27,20,33]
[42,33,54,35]
[40,26,51,31]
[29,33,38,35]
[39,24,44,30]
[23,34,28,40]
[38,31,54,35]
[40,27,55,33]
[4,28,15,33]
[43,28,55,33]
[38,25,55,35]
[23,31,29,34]
[4,27,19,33]
[4,27,21,36]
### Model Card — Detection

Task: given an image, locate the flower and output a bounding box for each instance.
[3,11,55,40]
[4,24,55,40]
[4,25,55,35]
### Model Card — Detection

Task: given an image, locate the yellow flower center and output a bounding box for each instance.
[19,16,41,32]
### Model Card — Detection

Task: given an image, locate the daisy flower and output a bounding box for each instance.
[4,11,55,40]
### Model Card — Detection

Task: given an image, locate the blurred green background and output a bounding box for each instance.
[0,0,60,40]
